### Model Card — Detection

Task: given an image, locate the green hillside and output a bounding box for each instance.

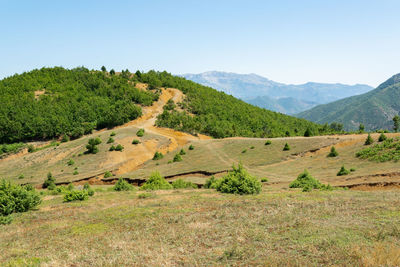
[137,71,329,138]
[0,67,158,143]
[297,73,400,131]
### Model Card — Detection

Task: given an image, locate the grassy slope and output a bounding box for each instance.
[1,187,400,266]
[297,73,400,131]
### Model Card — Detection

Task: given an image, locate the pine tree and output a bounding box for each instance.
[327,146,338,157]
[364,134,374,145]
[359,123,365,132]
[283,143,290,151]
[378,133,387,142]
[101,66,106,72]
[393,115,400,132]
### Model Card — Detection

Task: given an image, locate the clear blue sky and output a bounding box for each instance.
[1,0,399,87]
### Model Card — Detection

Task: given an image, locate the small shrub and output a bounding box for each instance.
[67,159,75,166]
[0,179,41,223]
[109,145,116,151]
[83,183,95,196]
[189,144,194,150]
[104,171,113,178]
[113,178,134,191]
[261,177,268,183]
[337,166,350,176]
[86,137,102,154]
[107,137,115,144]
[136,128,145,137]
[283,143,290,151]
[63,190,88,202]
[216,164,261,195]
[378,133,387,142]
[132,139,140,144]
[327,146,338,157]
[43,172,56,189]
[172,179,197,189]
[241,149,247,154]
[179,149,186,155]
[67,183,74,191]
[289,170,326,190]
[250,146,255,149]
[140,172,172,190]
[204,176,219,189]
[115,144,124,151]
[153,151,163,160]
[73,170,79,175]
[350,168,356,172]
[18,174,24,179]
[110,131,116,136]
[364,134,374,145]
[265,140,272,145]
[173,153,182,162]
[304,128,313,137]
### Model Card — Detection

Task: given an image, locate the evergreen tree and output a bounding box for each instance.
[364,134,374,145]
[101,66,106,72]
[110,69,115,75]
[393,115,400,132]
[327,146,338,157]
[359,123,365,132]
[86,137,102,154]
[304,128,312,137]
[378,133,387,142]
[283,143,290,151]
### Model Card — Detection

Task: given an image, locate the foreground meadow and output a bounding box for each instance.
[1,186,400,266]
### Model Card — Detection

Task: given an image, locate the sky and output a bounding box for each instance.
[1,0,400,87]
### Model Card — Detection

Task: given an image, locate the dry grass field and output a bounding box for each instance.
[1,186,400,266]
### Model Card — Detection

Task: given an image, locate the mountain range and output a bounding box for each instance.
[297,73,400,131]
[182,71,373,114]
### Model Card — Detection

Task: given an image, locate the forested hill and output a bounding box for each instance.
[297,73,400,131]
[0,67,158,143]
[137,71,332,138]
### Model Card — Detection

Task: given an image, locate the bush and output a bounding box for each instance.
[63,190,88,202]
[337,166,350,176]
[113,178,134,191]
[83,183,95,196]
[241,149,247,154]
[73,170,79,175]
[18,174,24,179]
[27,144,35,153]
[283,143,290,151]
[289,170,329,191]
[132,139,140,144]
[110,131,116,136]
[109,145,116,151]
[261,177,268,183]
[378,133,387,142]
[304,128,313,137]
[179,149,186,155]
[115,144,124,151]
[153,151,163,160]
[107,137,115,144]
[43,172,56,189]
[265,140,272,145]
[0,180,41,223]
[189,144,194,150]
[250,146,255,149]
[172,179,197,189]
[104,171,113,178]
[173,153,182,162]
[350,168,356,172]
[364,134,374,145]
[204,176,219,189]
[67,159,75,166]
[138,192,155,199]
[327,146,338,157]
[61,135,70,143]
[140,172,172,190]
[215,164,261,195]
[86,137,102,154]
[136,128,145,137]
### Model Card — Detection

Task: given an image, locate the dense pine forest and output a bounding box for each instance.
[0,67,335,144]
[137,71,331,138]
[0,67,157,143]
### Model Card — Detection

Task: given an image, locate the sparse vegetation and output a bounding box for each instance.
[327,146,338,157]
[172,179,197,189]
[173,153,182,162]
[63,190,89,202]
[364,133,374,145]
[356,138,400,162]
[140,171,172,190]
[283,142,290,151]
[86,137,102,154]
[337,166,350,176]
[153,151,163,160]
[215,164,261,195]
[136,128,145,137]
[113,178,134,191]
[67,159,75,166]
